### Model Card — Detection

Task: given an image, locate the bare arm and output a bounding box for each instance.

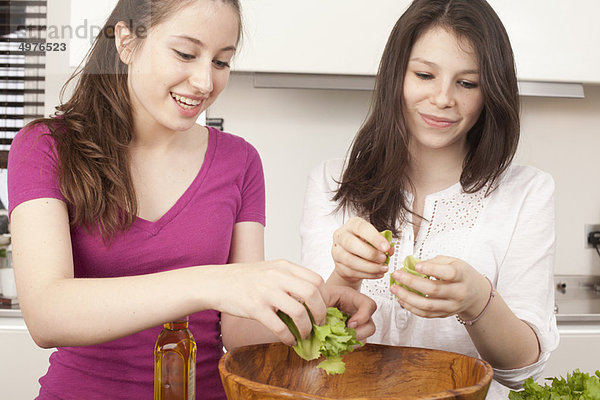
[12,199,327,348]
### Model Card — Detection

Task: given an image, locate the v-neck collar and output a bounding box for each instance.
[132,126,217,236]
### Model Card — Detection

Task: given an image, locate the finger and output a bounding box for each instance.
[262,310,297,346]
[325,285,377,340]
[296,284,328,327]
[391,269,440,298]
[336,261,386,280]
[276,295,314,340]
[332,242,388,273]
[334,231,388,265]
[352,320,376,341]
[391,284,455,318]
[279,263,329,326]
[345,293,377,327]
[346,217,392,253]
[415,259,459,282]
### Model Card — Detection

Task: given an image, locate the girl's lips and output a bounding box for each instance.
[171,92,205,103]
[170,92,205,117]
[420,113,456,129]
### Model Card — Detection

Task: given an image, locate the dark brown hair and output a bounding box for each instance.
[333,0,519,235]
[30,0,241,241]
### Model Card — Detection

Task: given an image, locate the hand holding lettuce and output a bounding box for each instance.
[390,255,432,297]
[378,230,432,297]
[277,306,363,375]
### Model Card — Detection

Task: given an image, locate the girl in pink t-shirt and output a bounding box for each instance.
[7,1,376,399]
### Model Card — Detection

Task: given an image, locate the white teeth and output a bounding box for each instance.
[172,93,202,108]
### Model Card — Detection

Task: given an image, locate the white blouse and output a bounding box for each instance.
[300,158,559,400]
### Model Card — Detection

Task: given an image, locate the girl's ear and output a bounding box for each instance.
[114,21,135,64]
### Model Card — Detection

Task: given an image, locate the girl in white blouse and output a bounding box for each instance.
[300,0,559,398]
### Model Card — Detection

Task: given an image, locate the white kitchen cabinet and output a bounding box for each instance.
[67,0,600,83]
[0,316,53,399]
[234,0,406,76]
[234,0,600,84]
[540,325,600,381]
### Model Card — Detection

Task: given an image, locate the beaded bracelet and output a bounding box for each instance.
[456,276,496,326]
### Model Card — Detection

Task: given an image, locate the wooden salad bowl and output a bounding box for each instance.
[218,343,493,400]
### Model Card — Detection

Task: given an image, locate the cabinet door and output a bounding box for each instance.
[542,334,600,379]
[489,0,600,83]
[0,328,53,399]
[234,0,600,83]
[234,0,409,75]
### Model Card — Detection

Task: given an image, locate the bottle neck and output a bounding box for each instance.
[164,316,189,330]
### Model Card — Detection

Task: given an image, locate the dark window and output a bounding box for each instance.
[0,0,47,168]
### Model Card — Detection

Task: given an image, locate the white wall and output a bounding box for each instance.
[209,73,600,276]
[517,87,600,275]
[208,73,370,263]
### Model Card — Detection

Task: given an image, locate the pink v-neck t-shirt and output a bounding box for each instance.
[8,123,265,400]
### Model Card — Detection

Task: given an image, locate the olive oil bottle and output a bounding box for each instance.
[154,316,197,400]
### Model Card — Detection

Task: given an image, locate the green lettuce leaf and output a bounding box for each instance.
[276,309,321,360]
[317,355,345,374]
[390,255,431,297]
[380,229,394,265]
[508,369,600,400]
[277,306,363,375]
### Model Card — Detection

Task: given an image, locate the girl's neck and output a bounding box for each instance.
[408,142,467,196]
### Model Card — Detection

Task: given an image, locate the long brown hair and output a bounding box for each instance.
[30,0,241,241]
[333,0,520,236]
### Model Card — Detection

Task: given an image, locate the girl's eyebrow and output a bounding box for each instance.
[409,57,479,75]
[170,35,236,52]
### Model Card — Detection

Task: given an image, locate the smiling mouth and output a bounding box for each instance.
[420,113,456,128]
[171,93,203,109]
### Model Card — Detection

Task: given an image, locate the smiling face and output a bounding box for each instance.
[402,26,484,158]
[120,0,240,135]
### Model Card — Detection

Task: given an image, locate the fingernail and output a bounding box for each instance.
[380,243,389,251]
[380,265,389,272]
[348,321,358,329]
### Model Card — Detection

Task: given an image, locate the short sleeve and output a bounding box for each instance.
[7,123,64,218]
[236,143,266,226]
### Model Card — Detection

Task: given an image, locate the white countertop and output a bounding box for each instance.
[2,306,600,334]
[0,308,27,330]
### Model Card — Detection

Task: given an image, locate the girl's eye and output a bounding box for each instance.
[459,80,479,89]
[415,72,433,80]
[213,60,231,69]
[174,50,195,61]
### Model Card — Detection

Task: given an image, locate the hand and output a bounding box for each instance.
[331,217,394,286]
[324,284,377,341]
[389,256,491,320]
[215,260,328,346]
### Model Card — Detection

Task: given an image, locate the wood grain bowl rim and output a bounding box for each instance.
[218,343,494,400]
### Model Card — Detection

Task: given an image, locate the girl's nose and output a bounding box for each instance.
[430,82,456,108]
[189,63,213,95]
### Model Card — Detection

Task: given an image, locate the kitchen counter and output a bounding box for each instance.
[554,275,600,322]
[0,306,27,330]
[1,274,598,325]
[0,305,21,318]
